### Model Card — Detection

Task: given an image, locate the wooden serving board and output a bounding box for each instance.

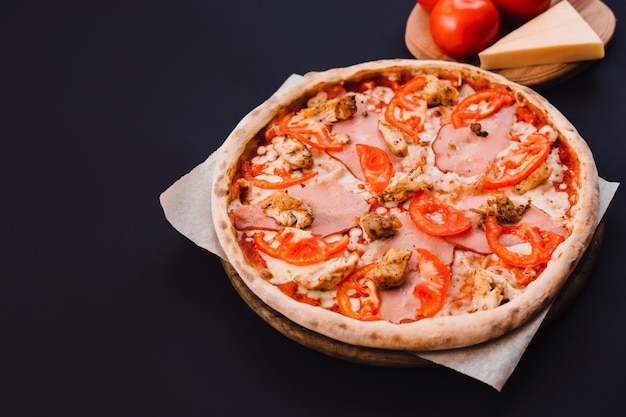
[221,221,604,367]
[405,0,615,89]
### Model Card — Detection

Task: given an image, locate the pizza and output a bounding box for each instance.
[211,59,599,351]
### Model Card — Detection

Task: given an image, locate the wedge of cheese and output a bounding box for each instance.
[479,1,604,70]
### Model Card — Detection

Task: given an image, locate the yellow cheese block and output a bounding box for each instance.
[479,1,605,70]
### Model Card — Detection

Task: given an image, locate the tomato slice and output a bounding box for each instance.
[277,281,321,307]
[265,112,344,151]
[253,228,349,266]
[336,263,381,321]
[384,75,427,141]
[451,89,516,128]
[413,248,451,319]
[408,189,472,236]
[356,143,393,192]
[482,133,551,189]
[240,159,318,189]
[484,215,565,269]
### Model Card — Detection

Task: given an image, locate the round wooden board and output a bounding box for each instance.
[405,0,616,90]
[221,221,605,368]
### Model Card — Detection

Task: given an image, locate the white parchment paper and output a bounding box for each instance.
[160,74,619,391]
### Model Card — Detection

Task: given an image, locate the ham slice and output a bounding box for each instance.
[432,104,517,177]
[378,266,423,323]
[229,204,280,231]
[329,98,406,180]
[445,222,492,254]
[229,181,370,237]
[521,205,569,237]
[286,182,369,237]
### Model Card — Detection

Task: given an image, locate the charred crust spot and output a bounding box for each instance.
[214,185,228,198]
[217,220,230,231]
[488,306,522,336]
[366,330,381,342]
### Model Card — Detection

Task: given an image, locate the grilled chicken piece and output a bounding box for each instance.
[271,135,313,169]
[372,248,412,289]
[294,252,360,291]
[513,162,553,194]
[479,195,529,226]
[298,95,358,124]
[359,212,402,241]
[472,268,520,311]
[380,168,432,204]
[261,190,313,229]
[378,120,409,157]
[422,74,459,108]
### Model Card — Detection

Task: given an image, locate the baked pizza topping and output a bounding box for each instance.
[260,190,313,229]
[358,212,402,241]
[372,247,412,289]
[225,67,587,325]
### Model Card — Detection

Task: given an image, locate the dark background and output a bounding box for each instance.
[2,1,624,415]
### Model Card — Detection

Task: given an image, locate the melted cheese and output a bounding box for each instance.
[479,1,604,70]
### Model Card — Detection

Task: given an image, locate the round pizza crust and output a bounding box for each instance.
[221,219,603,366]
[211,59,599,351]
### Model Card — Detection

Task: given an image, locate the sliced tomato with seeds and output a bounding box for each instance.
[336,263,381,321]
[356,143,393,193]
[484,215,565,269]
[451,88,516,128]
[253,228,349,266]
[408,189,472,236]
[482,133,551,189]
[264,112,344,151]
[240,159,318,189]
[384,75,427,141]
[413,248,451,319]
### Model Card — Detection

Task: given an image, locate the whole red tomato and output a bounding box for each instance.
[490,0,551,26]
[418,0,440,12]
[429,0,501,59]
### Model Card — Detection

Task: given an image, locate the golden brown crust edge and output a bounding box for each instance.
[211,59,600,351]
